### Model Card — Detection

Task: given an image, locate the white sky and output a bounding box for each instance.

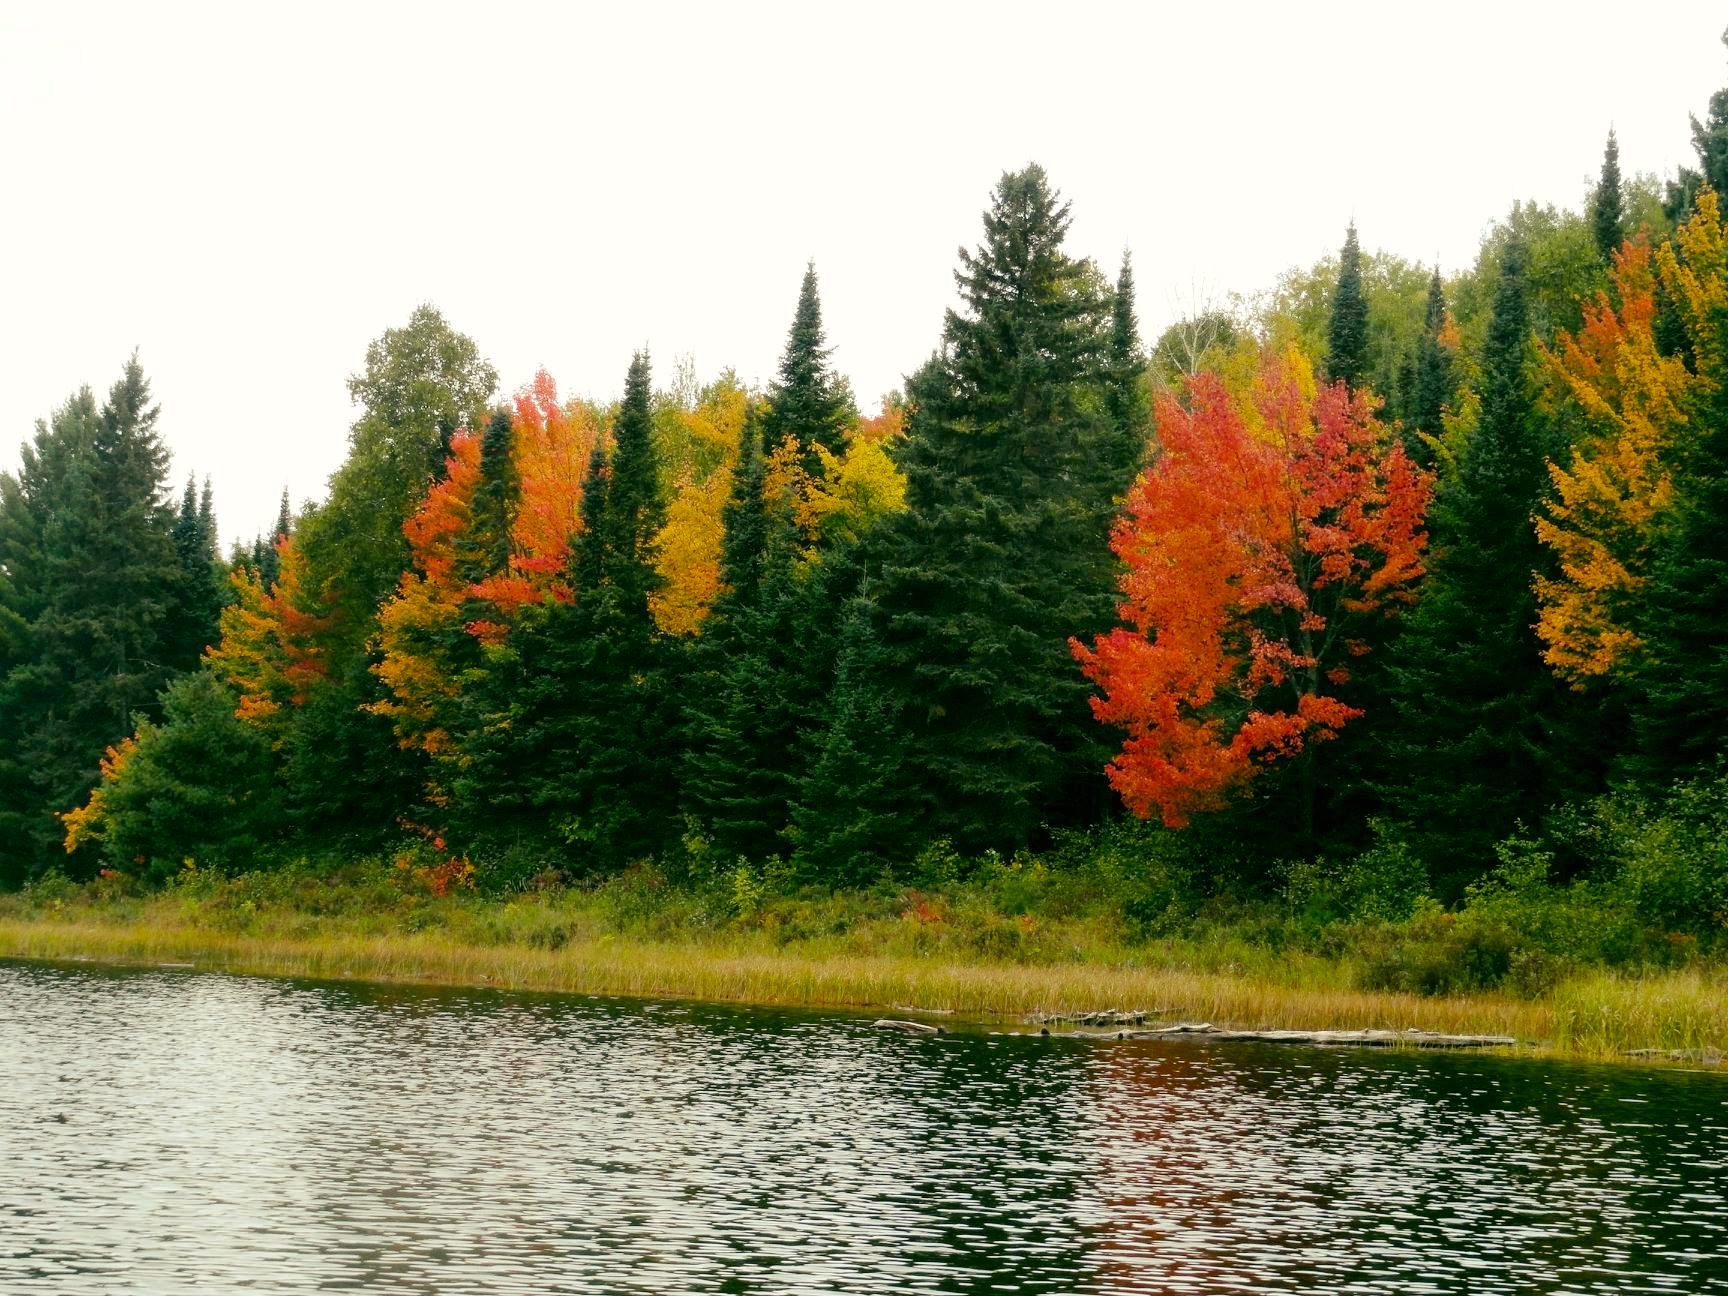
[2,1,1724,543]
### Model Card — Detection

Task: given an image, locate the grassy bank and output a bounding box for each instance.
[1,864,1722,1067]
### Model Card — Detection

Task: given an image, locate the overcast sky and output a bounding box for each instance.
[2,1,1724,543]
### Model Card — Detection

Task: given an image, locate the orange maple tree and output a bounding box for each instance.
[206,536,336,747]
[1073,352,1430,827]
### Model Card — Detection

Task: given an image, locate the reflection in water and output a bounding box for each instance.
[1,961,1724,1294]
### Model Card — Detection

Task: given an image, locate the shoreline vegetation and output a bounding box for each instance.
[2,864,1721,1069]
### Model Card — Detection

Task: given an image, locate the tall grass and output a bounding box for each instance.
[1,889,1721,1066]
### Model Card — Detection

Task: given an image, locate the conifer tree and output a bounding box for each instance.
[465,409,519,580]
[762,262,854,479]
[167,474,224,672]
[842,165,1129,855]
[458,354,679,869]
[1403,267,1455,463]
[1104,251,1151,483]
[1381,239,1566,884]
[791,595,913,885]
[1633,196,1728,779]
[0,358,185,880]
[1592,129,1625,261]
[1327,224,1370,390]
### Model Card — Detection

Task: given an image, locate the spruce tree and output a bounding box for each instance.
[465,409,520,580]
[791,595,914,886]
[1666,31,1728,221]
[1104,252,1151,484]
[1327,224,1370,390]
[842,164,1129,855]
[0,359,184,881]
[166,474,224,673]
[1591,129,1625,261]
[1403,267,1455,464]
[762,262,855,479]
[1381,239,1567,886]
[457,354,680,870]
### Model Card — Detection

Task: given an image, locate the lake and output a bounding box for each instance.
[1,960,1724,1294]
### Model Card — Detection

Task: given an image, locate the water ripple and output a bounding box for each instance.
[1,962,1723,1294]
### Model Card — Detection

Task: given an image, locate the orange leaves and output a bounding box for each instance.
[206,538,335,745]
[1074,352,1430,827]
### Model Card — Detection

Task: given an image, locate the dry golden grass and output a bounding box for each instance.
[2,909,1721,1067]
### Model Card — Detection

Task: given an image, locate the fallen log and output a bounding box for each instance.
[874,1019,945,1036]
[1625,1047,1723,1065]
[1102,1023,1516,1048]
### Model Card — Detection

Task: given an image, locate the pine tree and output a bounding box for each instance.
[791,595,914,885]
[1591,129,1625,262]
[842,164,1129,855]
[1403,267,1455,464]
[0,358,185,881]
[762,262,855,479]
[465,409,519,580]
[1666,30,1728,221]
[1381,239,1568,886]
[680,415,819,861]
[1327,224,1370,390]
[1104,251,1151,483]
[167,474,224,672]
[457,354,679,870]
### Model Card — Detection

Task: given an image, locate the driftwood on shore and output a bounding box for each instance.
[1024,1009,1160,1027]
[1625,1047,1723,1065]
[1085,1023,1518,1049]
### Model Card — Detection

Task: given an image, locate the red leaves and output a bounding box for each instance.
[1073,352,1430,827]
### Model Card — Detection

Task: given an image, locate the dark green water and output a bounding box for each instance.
[1,960,1724,1294]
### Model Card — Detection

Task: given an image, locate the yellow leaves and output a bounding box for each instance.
[60,735,137,853]
[807,436,909,548]
[652,467,730,636]
[1536,233,1700,686]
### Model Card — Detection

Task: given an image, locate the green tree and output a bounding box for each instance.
[0,359,187,882]
[848,164,1129,855]
[1104,251,1151,481]
[1665,30,1728,221]
[297,304,497,637]
[64,672,281,882]
[166,474,224,673]
[1401,267,1456,464]
[791,595,913,885]
[458,354,680,870]
[1326,224,1369,389]
[1592,129,1625,261]
[762,262,855,479]
[464,409,519,581]
[1381,239,1570,886]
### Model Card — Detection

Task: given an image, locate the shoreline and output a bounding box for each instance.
[2,913,1722,1069]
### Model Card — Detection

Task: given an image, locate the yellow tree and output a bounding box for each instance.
[1536,238,1694,685]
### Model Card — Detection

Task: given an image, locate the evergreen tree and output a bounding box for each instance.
[1666,30,1728,221]
[1381,239,1568,886]
[1104,251,1151,483]
[1326,224,1370,389]
[167,475,223,672]
[457,354,679,870]
[1403,267,1455,464]
[0,359,185,881]
[1633,214,1728,780]
[791,595,914,885]
[681,418,816,860]
[465,409,520,580]
[842,165,1129,855]
[762,262,855,479]
[1591,129,1625,261]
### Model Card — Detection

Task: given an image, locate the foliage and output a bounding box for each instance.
[1076,350,1429,828]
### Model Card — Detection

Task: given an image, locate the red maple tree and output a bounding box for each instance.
[1073,353,1430,828]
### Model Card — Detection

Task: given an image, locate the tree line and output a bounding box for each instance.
[6,58,1728,934]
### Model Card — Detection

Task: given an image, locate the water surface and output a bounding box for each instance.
[2,960,1724,1293]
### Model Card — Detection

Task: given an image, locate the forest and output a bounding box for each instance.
[5,65,1728,1000]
